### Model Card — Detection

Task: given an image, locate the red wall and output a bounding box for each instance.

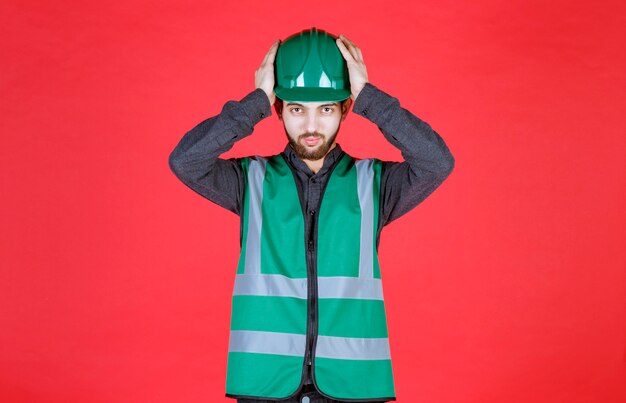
[2,1,625,402]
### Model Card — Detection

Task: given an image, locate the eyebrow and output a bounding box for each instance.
[285,102,338,108]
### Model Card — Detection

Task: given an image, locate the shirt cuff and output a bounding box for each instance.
[241,88,273,126]
[352,82,399,124]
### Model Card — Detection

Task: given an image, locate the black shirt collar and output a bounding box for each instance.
[282,143,345,177]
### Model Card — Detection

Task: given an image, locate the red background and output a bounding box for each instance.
[2,1,625,402]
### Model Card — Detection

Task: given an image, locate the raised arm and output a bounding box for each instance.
[168,40,280,215]
[168,89,271,214]
[336,34,454,226]
[353,83,455,225]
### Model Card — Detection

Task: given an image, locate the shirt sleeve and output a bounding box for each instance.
[168,88,272,215]
[352,83,455,226]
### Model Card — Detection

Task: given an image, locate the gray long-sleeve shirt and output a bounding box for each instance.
[169,82,454,231]
[168,82,455,402]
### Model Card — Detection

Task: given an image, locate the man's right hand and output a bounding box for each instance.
[255,39,281,106]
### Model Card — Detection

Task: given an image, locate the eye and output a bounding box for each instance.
[290,107,302,113]
[323,107,334,113]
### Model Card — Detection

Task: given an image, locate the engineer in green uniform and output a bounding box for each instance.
[169,28,455,403]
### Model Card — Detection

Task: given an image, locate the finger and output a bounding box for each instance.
[335,37,355,63]
[266,40,281,64]
[339,34,359,51]
[261,41,278,64]
[355,47,363,62]
[261,44,272,64]
[339,34,355,45]
[335,38,355,62]
[262,39,280,64]
[338,35,360,62]
[348,43,363,63]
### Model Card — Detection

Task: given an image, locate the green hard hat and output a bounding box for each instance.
[274,27,351,102]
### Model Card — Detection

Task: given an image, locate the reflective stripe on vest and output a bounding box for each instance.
[229,330,391,360]
[226,154,395,401]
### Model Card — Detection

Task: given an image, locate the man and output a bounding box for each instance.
[169,28,454,403]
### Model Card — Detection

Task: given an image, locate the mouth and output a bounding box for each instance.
[303,136,321,146]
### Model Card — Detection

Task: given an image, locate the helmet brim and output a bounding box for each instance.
[275,87,351,103]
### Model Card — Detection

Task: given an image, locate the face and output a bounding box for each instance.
[275,98,352,161]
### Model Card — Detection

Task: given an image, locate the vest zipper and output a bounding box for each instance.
[304,213,317,367]
[280,152,345,387]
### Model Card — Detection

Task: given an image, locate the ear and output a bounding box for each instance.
[273,99,283,121]
[340,98,353,121]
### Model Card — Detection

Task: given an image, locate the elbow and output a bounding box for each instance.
[168,148,185,179]
[436,151,455,181]
[445,152,456,175]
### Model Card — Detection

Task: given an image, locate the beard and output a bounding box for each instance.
[286,126,340,161]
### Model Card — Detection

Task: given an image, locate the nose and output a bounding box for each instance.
[305,112,318,134]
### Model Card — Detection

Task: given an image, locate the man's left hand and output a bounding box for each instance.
[336,34,369,101]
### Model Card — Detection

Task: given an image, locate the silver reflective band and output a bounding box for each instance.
[233,274,384,300]
[318,276,383,300]
[228,330,390,361]
[244,158,267,275]
[234,274,307,299]
[229,330,306,357]
[355,159,375,280]
[316,335,391,360]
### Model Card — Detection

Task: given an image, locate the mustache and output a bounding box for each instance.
[298,132,324,140]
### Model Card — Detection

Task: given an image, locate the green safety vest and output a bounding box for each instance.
[225,153,395,401]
